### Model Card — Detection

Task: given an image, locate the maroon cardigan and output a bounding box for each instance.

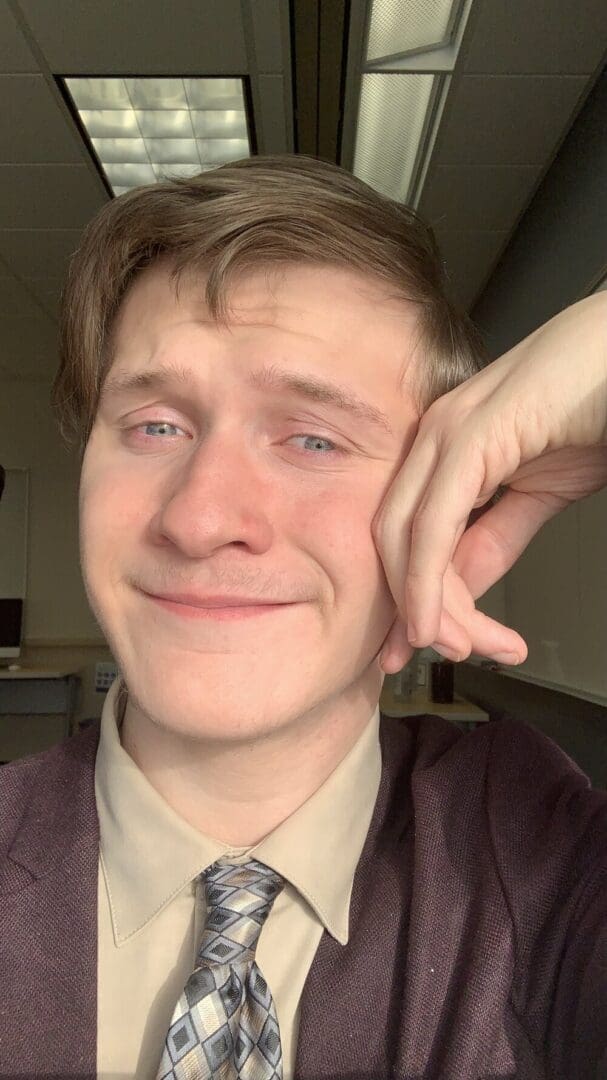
[1,713,606,1079]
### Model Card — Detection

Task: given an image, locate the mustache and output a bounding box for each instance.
[130,571,314,603]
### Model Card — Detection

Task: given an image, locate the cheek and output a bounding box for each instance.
[294,491,396,645]
[79,460,143,575]
[290,487,387,593]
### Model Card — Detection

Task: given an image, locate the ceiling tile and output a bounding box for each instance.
[18,0,247,74]
[250,0,285,74]
[0,276,48,317]
[0,229,82,277]
[0,1,38,73]
[0,75,84,162]
[0,165,106,228]
[433,229,510,311]
[258,75,290,153]
[434,75,588,167]
[418,165,541,232]
[0,315,59,377]
[464,0,607,75]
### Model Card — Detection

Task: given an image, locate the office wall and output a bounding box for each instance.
[469,64,607,704]
[472,67,607,352]
[0,379,114,731]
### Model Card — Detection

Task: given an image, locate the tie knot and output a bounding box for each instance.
[197,857,285,966]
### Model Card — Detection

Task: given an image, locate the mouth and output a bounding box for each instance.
[142,592,302,621]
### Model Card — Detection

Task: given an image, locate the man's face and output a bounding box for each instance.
[79,262,421,743]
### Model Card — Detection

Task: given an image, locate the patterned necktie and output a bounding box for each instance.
[157,856,286,1079]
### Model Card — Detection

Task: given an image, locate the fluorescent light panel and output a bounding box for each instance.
[366,0,460,62]
[351,0,462,204]
[64,77,251,195]
[353,73,434,202]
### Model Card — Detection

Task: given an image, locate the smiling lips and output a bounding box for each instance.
[142,589,301,620]
[148,590,291,607]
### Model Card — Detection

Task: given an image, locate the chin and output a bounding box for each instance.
[121,660,320,744]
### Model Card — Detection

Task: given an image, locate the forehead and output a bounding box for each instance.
[101,263,424,442]
[112,260,418,355]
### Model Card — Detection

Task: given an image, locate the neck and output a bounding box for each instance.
[119,671,382,846]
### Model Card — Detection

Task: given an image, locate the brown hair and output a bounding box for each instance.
[51,153,487,455]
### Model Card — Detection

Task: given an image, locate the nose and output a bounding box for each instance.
[153,433,275,559]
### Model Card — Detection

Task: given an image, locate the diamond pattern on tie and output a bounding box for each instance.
[157,857,285,1079]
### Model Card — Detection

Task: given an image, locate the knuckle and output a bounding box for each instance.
[371,505,397,544]
[410,502,438,539]
[406,566,442,582]
[422,393,460,432]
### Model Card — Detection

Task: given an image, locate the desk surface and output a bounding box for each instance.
[0,666,82,679]
[380,684,489,722]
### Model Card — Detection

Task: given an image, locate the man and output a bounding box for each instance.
[0,155,605,1079]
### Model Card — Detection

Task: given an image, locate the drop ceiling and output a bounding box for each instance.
[0,0,605,384]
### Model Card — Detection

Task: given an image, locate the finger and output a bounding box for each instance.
[402,445,487,646]
[386,543,526,665]
[434,559,528,661]
[378,615,415,674]
[373,429,445,637]
[463,605,528,663]
[453,488,566,600]
[379,605,472,674]
[379,588,528,671]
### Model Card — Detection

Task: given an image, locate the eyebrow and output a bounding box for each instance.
[99,361,394,435]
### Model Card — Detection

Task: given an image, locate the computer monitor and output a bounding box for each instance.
[0,467,28,664]
[0,597,23,661]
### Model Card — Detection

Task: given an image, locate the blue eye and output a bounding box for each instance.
[141,422,181,437]
[289,434,339,454]
[128,424,344,457]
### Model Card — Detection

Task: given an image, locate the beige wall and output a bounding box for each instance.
[402,489,607,707]
[0,379,114,736]
[504,489,607,702]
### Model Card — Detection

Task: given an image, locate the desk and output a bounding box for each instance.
[0,667,82,760]
[380,684,489,730]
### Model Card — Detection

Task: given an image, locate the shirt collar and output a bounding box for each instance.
[95,677,382,947]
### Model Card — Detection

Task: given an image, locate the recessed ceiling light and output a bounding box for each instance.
[349,0,468,205]
[61,77,251,196]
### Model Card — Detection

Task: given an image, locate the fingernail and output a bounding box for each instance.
[436,645,462,662]
[493,651,520,665]
[407,624,419,645]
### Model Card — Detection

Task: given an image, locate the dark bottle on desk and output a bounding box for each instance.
[430,660,454,703]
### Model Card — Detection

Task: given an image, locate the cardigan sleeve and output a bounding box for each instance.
[547,864,607,1080]
[483,719,607,1076]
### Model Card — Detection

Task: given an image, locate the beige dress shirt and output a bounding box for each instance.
[95,677,382,1078]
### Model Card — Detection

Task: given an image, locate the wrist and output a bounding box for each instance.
[562,293,607,445]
